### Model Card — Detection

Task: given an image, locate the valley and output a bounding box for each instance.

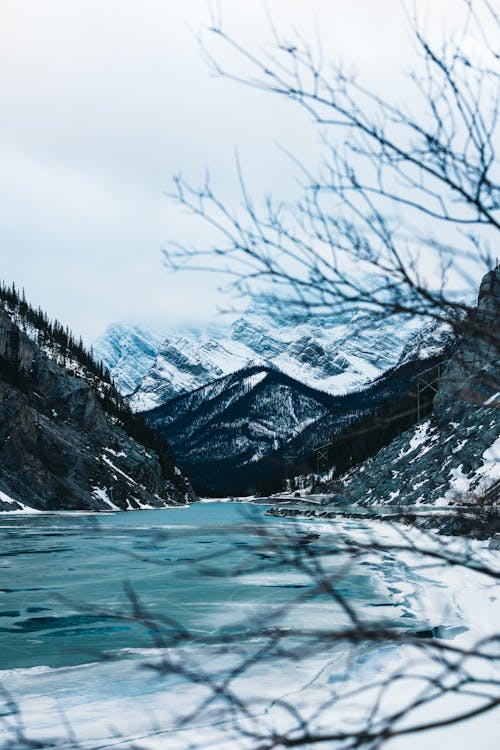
[1,3,499,749]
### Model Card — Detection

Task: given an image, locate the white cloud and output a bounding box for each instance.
[0,0,472,341]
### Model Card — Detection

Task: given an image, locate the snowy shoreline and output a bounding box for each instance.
[0,512,498,750]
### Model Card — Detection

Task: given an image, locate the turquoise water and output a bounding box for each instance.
[1,503,465,748]
[0,503,391,671]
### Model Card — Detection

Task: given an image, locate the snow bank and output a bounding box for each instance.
[0,490,39,514]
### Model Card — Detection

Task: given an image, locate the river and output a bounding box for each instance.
[0,502,498,749]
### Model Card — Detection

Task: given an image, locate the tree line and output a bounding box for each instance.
[0,280,111,384]
[0,280,177,481]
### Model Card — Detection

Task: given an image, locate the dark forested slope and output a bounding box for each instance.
[0,284,195,511]
[144,354,446,496]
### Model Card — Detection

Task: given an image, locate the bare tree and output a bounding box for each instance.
[165,0,499,352]
[151,7,500,742]
[2,5,498,750]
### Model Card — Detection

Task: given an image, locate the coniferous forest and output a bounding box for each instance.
[0,279,175,474]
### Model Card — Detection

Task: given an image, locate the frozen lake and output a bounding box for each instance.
[0,502,498,749]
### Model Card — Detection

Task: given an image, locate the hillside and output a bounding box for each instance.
[144,354,446,497]
[271,268,499,529]
[336,267,499,509]
[0,284,195,511]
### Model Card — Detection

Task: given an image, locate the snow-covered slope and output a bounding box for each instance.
[145,365,336,495]
[324,267,500,511]
[98,303,443,411]
[94,323,164,395]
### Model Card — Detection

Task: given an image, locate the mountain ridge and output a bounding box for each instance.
[96,302,450,411]
[144,354,446,496]
[0,284,195,511]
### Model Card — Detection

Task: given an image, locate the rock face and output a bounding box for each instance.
[93,323,164,395]
[0,307,195,512]
[98,301,447,411]
[128,332,258,411]
[335,267,500,506]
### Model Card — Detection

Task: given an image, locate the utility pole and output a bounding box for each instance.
[315,444,329,475]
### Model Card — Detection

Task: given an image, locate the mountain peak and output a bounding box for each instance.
[97,300,448,412]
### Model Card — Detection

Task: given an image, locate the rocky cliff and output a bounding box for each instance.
[0,305,195,512]
[333,267,499,508]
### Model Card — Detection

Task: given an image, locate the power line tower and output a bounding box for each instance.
[416,364,442,421]
[314,443,330,475]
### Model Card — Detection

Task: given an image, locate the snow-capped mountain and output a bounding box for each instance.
[396,319,455,367]
[97,302,442,412]
[94,323,164,395]
[145,365,336,495]
[129,330,261,411]
[145,353,446,497]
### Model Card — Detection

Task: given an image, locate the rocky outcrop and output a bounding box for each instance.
[332,267,499,507]
[435,268,499,406]
[0,307,195,512]
[302,267,500,507]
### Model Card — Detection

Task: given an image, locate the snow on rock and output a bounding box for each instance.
[335,395,498,508]
[94,323,164,396]
[0,489,39,514]
[446,465,472,498]
[472,436,500,490]
[398,421,432,459]
[91,486,120,511]
[97,301,443,411]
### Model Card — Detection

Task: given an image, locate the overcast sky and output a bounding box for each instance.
[1,1,462,343]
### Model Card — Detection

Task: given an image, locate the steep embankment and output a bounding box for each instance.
[332,267,499,508]
[0,304,195,512]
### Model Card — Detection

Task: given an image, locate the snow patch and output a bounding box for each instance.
[474,435,500,485]
[91,487,120,511]
[0,490,39,514]
[101,455,137,485]
[484,392,499,406]
[398,421,431,458]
